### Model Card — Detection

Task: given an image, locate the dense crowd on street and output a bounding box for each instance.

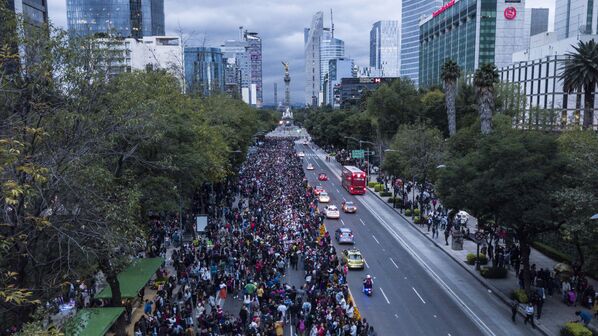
[131,138,376,336]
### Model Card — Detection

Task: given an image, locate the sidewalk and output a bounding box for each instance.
[365,176,597,336]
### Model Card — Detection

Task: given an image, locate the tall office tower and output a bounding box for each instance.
[244,31,263,108]
[319,28,344,103]
[370,20,400,77]
[401,0,443,85]
[184,47,225,97]
[4,0,49,27]
[323,57,354,107]
[67,0,165,38]
[304,11,324,106]
[274,83,278,106]
[529,8,549,36]
[555,0,598,39]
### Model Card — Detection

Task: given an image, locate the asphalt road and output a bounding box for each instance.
[298,142,541,336]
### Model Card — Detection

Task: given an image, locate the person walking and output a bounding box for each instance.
[511,300,519,323]
[524,302,535,328]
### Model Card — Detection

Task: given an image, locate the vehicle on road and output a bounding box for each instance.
[297,151,305,158]
[363,275,373,296]
[363,286,372,296]
[342,201,357,213]
[318,192,330,203]
[335,227,354,244]
[307,163,314,170]
[324,205,340,219]
[318,173,328,181]
[313,185,325,196]
[342,248,365,269]
[341,166,366,195]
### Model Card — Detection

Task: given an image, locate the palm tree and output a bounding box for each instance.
[560,39,598,129]
[474,63,499,135]
[441,59,461,137]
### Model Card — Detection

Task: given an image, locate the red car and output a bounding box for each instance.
[314,185,325,196]
[318,173,328,181]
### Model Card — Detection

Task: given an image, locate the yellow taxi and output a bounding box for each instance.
[342,248,365,270]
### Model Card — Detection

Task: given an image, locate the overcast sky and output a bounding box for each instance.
[47,0,555,105]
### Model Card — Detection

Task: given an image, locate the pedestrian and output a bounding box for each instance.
[575,310,592,326]
[444,229,450,246]
[524,302,535,328]
[511,300,518,323]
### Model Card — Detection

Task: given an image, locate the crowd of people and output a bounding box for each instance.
[132,138,376,335]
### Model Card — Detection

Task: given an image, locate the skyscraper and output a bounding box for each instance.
[67,0,165,38]
[370,20,400,77]
[220,29,263,107]
[304,11,324,106]
[184,47,225,97]
[529,8,549,36]
[5,0,49,27]
[319,28,344,103]
[401,0,443,85]
[555,0,597,39]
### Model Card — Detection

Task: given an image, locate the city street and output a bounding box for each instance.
[298,141,542,336]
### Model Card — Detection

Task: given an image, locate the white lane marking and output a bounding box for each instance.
[364,260,369,268]
[343,197,346,202]
[359,219,365,226]
[340,219,346,226]
[314,159,322,168]
[379,287,391,304]
[412,287,426,304]
[390,257,399,269]
[359,200,496,336]
[372,235,380,245]
[337,189,340,193]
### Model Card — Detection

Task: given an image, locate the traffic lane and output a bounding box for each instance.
[301,146,490,336]
[302,168,481,335]
[302,144,539,336]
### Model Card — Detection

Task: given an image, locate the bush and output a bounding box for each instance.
[532,241,571,264]
[465,253,487,265]
[368,181,378,188]
[480,267,508,278]
[511,289,528,303]
[414,208,421,216]
[380,191,392,197]
[560,322,592,336]
[414,216,420,223]
[405,209,412,216]
[387,197,396,203]
[374,184,383,192]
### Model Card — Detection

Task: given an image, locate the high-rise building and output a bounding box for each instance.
[220,30,262,107]
[4,0,49,27]
[304,12,324,106]
[323,57,354,107]
[370,20,400,77]
[401,0,443,85]
[529,8,549,36]
[184,47,225,97]
[67,0,165,38]
[319,28,345,104]
[555,0,598,39]
[419,0,528,88]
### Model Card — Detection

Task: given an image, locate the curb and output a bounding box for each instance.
[367,187,553,336]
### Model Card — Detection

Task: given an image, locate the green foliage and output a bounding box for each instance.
[379,191,392,197]
[532,242,571,264]
[420,89,448,137]
[480,267,508,279]
[374,184,383,192]
[405,209,412,216]
[387,197,397,203]
[511,289,529,303]
[414,216,420,223]
[382,122,445,184]
[560,322,593,336]
[366,78,420,141]
[368,181,378,188]
[414,208,421,216]
[465,253,487,265]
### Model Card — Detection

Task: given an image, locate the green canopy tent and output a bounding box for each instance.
[65,307,124,336]
[95,258,163,300]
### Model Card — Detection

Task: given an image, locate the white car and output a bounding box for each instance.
[307,163,314,170]
[325,205,340,219]
[319,192,330,203]
[297,152,305,158]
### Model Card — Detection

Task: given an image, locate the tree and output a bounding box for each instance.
[555,130,598,274]
[437,121,567,291]
[383,123,445,209]
[474,63,499,135]
[455,81,478,131]
[441,59,461,137]
[560,39,598,129]
[420,89,448,137]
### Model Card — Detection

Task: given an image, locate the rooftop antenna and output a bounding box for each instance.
[330,9,335,39]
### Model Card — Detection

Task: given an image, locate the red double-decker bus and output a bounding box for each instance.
[341,166,366,195]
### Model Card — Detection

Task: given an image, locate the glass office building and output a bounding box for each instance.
[555,0,597,39]
[304,12,324,106]
[320,29,345,96]
[370,20,400,77]
[401,0,443,85]
[184,47,225,97]
[67,0,165,38]
[419,0,527,88]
